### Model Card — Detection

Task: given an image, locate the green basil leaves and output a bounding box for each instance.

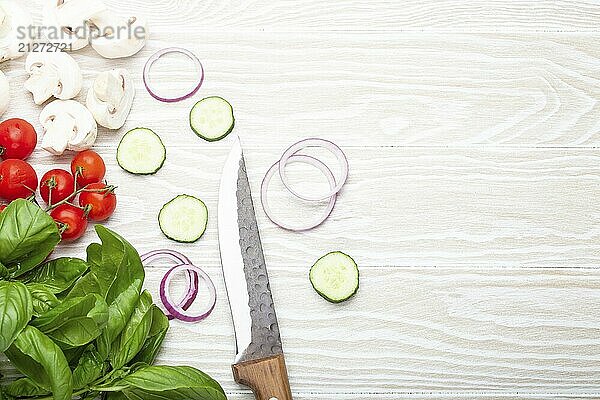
[0,201,225,400]
[0,281,32,352]
[0,200,60,278]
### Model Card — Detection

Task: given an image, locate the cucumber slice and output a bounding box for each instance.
[309,252,359,303]
[159,195,208,243]
[117,128,166,175]
[190,96,235,142]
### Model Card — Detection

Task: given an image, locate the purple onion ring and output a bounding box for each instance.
[141,250,199,320]
[261,155,337,231]
[160,263,217,323]
[143,47,204,103]
[278,138,349,202]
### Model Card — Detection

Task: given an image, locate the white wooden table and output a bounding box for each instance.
[3,1,600,398]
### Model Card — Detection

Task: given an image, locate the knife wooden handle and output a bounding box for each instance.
[232,353,293,400]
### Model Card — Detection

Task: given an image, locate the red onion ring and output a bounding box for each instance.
[141,250,199,320]
[143,47,205,103]
[160,263,217,323]
[278,138,349,202]
[261,155,337,231]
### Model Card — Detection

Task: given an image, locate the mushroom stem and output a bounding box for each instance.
[24,65,61,105]
[39,100,98,155]
[94,71,124,111]
[40,114,77,155]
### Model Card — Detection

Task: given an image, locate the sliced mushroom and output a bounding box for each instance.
[0,0,33,62]
[24,52,83,105]
[86,68,134,129]
[43,0,107,51]
[89,10,148,59]
[0,70,8,116]
[39,100,97,155]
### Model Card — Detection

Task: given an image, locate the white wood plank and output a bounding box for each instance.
[37,145,600,269]
[2,3,599,398]
[7,267,597,395]
[3,33,599,148]
[29,0,600,32]
[112,267,600,394]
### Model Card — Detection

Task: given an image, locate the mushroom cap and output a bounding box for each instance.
[90,10,148,59]
[39,99,97,155]
[0,0,33,62]
[42,0,107,51]
[0,70,8,116]
[86,68,135,129]
[25,51,83,104]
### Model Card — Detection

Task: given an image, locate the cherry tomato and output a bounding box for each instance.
[78,182,117,222]
[50,204,88,241]
[40,169,75,205]
[0,119,38,160]
[0,159,38,200]
[71,150,105,187]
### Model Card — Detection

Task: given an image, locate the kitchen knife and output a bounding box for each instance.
[218,136,293,400]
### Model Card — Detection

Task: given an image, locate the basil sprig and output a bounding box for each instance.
[0,200,226,400]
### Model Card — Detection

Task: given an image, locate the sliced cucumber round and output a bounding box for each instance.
[117,128,166,175]
[309,252,359,303]
[190,96,235,142]
[159,195,208,243]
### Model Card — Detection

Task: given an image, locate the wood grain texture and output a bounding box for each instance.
[106,267,600,395]
[10,267,597,396]
[28,0,600,32]
[2,33,600,148]
[29,146,600,269]
[233,354,293,400]
[2,2,599,399]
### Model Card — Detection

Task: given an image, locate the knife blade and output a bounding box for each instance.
[218,136,293,400]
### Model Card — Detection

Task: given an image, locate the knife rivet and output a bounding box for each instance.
[269,398,278,400]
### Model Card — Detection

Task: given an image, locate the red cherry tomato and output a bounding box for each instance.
[78,182,117,222]
[0,159,38,201]
[0,119,38,160]
[40,169,75,205]
[50,204,88,241]
[71,150,105,187]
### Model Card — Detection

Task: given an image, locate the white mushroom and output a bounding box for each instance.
[0,70,8,116]
[0,0,33,62]
[24,52,83,105]
[86,68,134,129]
[89,11,148,59]
[43,0,107,51]
[39,100,97,155]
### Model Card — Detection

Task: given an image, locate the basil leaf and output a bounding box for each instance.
[5,378,50,397]
[80,392,101,400]
[0,262,8,279]
[20,258,88,293]
[0,281,32,352]
[73,346,104,389]
[0,386,14,400]
[31,294,108,349]
[88,226,144,358]
[67,270,102,298]
[110,290,154,369]
[119,366,226,400]
[26,283,60,317]
[63,345,87,363]
[4,326,73,400]
[130,306,169,366]
[0,200,60,277]
[107,392,129,400]
[89,227,144,301]
[97,283,141,358]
